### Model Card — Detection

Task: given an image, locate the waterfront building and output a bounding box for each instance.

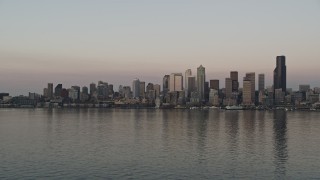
[197,65,205,101]
[169,73,183,92]
[154,84,161,98]
[230,71,239,92]
[274,56,287,93]
[90,83,97,96]
[245,72,256,103]
[163,75,170,95]
[185,69,192,97]
[225,78,232,99]
[140,81,146,98]
[48,83,53,99]
[210,79,219,91]
[243,79,252,105]
[54,84,62,97]
[258,74,265,91]
[132,78,140,98]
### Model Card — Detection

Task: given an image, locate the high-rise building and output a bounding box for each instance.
[163,75,170,94]
[210,80,219,91]
[299,84,310,92]
[140,81,146,98]
[273,56,286,93]
[169,73,183,92]
[225,78,232,99]
[54,84,62,97]
[258,74,265,91]
[185,69,192,97]
[146,83,154,91]
[132,78,140,98]
[204,81,209,102]
[186,76,196,98]
[154,84,160,98]
[82,86,88,95]
[197,65,205,101]
[245,72,255,102]
[47,83,53,98]
[71,86,80,100]
[243,79,252,105]
[90,83,97,96]
[230,71,239,92]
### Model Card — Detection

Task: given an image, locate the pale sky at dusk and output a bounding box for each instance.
[0,0,320,95]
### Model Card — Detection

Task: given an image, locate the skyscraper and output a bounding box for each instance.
[245,72,255,102]
[47,83,53,99]
[132,78,140,98]
[230,71,239,92]
[225,78,232,99]
[243,79,252,105]
[197,65,205,101]
[273,56,286,93]
[258,74,265,91]
[140,81,145,98]
[90,83,97,96]
[210,80,219,91]
[54,84,62,97]
[163,75,170,94]
[187,76,196,98]
[185,69,192,97]
[169,73,183,92]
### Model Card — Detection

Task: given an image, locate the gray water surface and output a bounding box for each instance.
[0,109,319,179]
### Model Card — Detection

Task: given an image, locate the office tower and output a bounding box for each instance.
[245,72,255,102]
[123,86,132,98]
[47,83,53,98]
[71,86,80,100]
[154,84,161,97]
[82,86,88,95]
[185,69,192,97]
[43,88,48,97]
[243,79,252,105]
[187,76,196,98]
[169,73,183,92]
[299,85,310,92]
[204,81,209,102]
[97,84,108,100]
[258,74,265,91]
[61,88,68,98]
[230,71,239,92]
[54,84,62,97]
[81,86,89,102]
[197,65,205,101]
[273,56,286,93]
[146,83,154,91]
[107,84,114,97]
[90,83,97,96]
[225,78,232,99]
[140,81,145,98]
[132,78,140,98]
[210,80,219,91]
[69,87,79,100]
[163,75,170,94]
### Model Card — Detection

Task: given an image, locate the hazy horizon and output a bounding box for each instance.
[1,0,320,96]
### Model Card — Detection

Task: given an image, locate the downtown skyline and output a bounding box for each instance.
[1,1,320,95]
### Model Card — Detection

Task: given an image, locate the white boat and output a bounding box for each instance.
[225,105,243,110]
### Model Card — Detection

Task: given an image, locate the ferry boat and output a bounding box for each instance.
[225,105,243,110]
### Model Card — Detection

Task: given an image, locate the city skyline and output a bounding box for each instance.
[1,1,320,95]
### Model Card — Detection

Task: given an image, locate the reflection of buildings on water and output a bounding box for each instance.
[273,110,288,178]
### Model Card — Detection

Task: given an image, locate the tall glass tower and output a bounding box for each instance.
[197,65,205,101]
[273,56,287,93]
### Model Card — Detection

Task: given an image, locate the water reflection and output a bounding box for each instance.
[273,110,288,178]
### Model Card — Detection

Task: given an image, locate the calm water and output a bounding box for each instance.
[0,108,320,179]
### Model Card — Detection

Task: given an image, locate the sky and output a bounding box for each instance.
[0,0,320,95]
